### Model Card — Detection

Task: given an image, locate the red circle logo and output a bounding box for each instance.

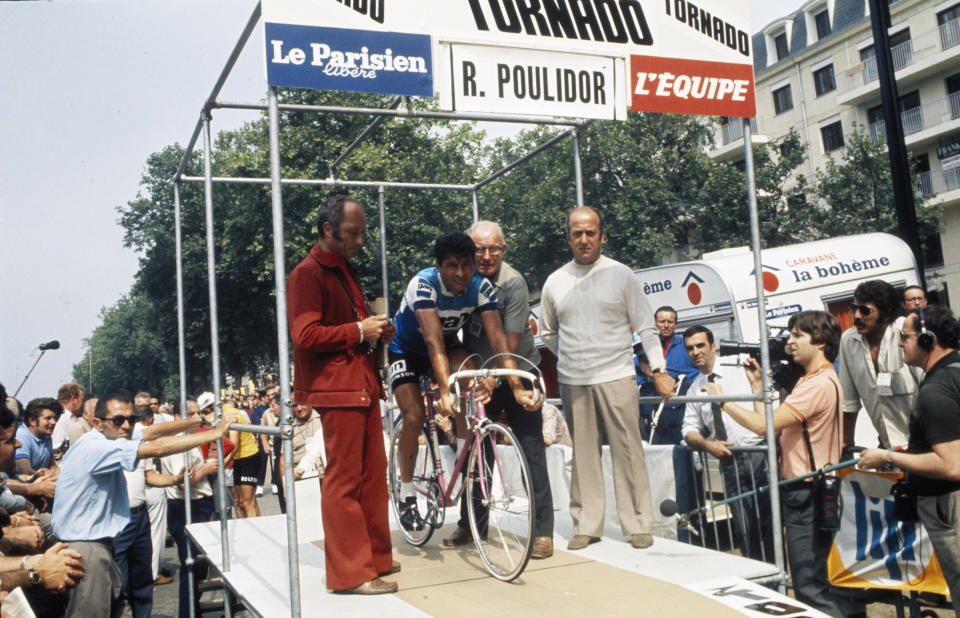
[529,317,538,335]
[762,271,779,293]
[687,282,702,305]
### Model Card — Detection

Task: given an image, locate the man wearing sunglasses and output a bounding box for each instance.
[838,280,923,451]
[50,388,236,617]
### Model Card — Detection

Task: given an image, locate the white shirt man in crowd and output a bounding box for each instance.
[51,382,84,450]
[540,206,674,551]
[838,280,922,449]
[680,325,773,562]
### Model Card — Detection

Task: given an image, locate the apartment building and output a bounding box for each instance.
[708,0,960,305]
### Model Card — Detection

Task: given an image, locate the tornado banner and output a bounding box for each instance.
[262,0,755,120]
[828,468,948,594]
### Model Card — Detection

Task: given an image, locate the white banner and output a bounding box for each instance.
[263,1,752,63]
[448,44,623,120]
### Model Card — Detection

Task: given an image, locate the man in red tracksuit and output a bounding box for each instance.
[286,194,398,595]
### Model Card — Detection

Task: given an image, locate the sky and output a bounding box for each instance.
[0,0,803,403]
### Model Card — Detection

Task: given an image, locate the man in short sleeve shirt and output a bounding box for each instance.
[861,306,960,614]
[388,232,539,532]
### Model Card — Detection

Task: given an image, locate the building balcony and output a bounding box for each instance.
[837,19,960,107]
[706,117,767,163]
[867,91,960,149]
[917,168,960,206]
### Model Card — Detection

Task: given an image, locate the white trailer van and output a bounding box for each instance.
[530,232,920,401]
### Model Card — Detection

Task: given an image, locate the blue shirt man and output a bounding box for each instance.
[51,388,235,617]
[638,306,699,444]
[15,424,53,473]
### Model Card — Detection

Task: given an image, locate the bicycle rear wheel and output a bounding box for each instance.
[465,423,534,581]
[388,418,438,546]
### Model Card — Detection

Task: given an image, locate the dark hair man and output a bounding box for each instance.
[51,388,236,616]
[388,231,539,534]
[456,220,555,558]
[681,325,773,562]
[640,306,699,444]
[540,206,674,552]
[52,383,84,450]
[287,194,398,595]
[902,285,927,311]
[16,398,59,476]
[860,306,960,615]
[0,404,85,613]
[705,310,858,615]
[838,280,920,450]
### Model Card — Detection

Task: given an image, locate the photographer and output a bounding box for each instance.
[860,305,960,615]
[704,311,856,617]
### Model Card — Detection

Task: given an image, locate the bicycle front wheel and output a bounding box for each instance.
[465,423,534,581]
[388,418,438,546]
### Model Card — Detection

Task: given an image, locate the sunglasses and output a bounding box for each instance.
[849,303,874,316]
[106,415,137,427]
[899,330,917,339]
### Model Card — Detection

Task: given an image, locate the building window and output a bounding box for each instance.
[814,10,831,40]
[821,121,844,152]
[773,85,793,114]
[938,4,960,49]
[775,32,790,61]
[813,64,836,96]
[947,73,960,118]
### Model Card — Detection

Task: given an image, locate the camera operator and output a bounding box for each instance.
[860,306,960,616]
[838,280,921,451]
[704,311,858,617]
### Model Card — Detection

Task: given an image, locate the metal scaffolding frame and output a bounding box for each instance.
[168,2,785,615]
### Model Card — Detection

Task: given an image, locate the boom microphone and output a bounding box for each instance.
[39,340,60,351]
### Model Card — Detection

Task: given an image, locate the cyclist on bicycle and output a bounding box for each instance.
[387,232,540,531]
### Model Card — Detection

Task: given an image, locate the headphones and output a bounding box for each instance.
[916,306,938,351]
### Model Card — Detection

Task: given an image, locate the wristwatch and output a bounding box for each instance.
[27,567,41,586]
[651,368,666,374]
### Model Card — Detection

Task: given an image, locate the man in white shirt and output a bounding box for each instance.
[680,325,773,562]
[540,206,673,551]
[51,383,84,450]
[838,280,922,449]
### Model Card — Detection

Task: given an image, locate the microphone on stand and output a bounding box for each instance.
[39,340,60,351]
[660,499,700,537]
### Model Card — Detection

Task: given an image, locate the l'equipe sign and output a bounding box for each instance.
[262,0,755,118]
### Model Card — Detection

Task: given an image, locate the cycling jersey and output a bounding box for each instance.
[388,267,498,356]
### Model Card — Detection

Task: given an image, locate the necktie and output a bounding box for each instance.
[707,374,727,442]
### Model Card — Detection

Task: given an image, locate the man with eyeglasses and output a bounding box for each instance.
[860,305,960,615]
[51,388,235,616]
[902,285,928,311]
[454,220,555,558]
[838,280,922,451]
[388,232,540,534]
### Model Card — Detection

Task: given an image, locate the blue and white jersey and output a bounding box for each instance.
[388,267,498,356]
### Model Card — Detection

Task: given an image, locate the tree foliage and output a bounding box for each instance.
[72,93,937,398]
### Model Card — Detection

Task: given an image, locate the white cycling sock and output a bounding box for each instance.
[401,482,415,499]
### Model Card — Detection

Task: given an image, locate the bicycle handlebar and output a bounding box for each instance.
[447,368,545,404]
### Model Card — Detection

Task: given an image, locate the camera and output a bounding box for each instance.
[718,335,805,392]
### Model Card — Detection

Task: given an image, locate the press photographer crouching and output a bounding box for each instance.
[859,305,960,616]
[703,310,861,617]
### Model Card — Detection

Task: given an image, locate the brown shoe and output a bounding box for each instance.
[153,575,174,586]
[379,560,401,576]
[443,526,473,547]
[631,533,654,549]
[531,536,553,559]
[566,534,600,551]
[344,577,398,595]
